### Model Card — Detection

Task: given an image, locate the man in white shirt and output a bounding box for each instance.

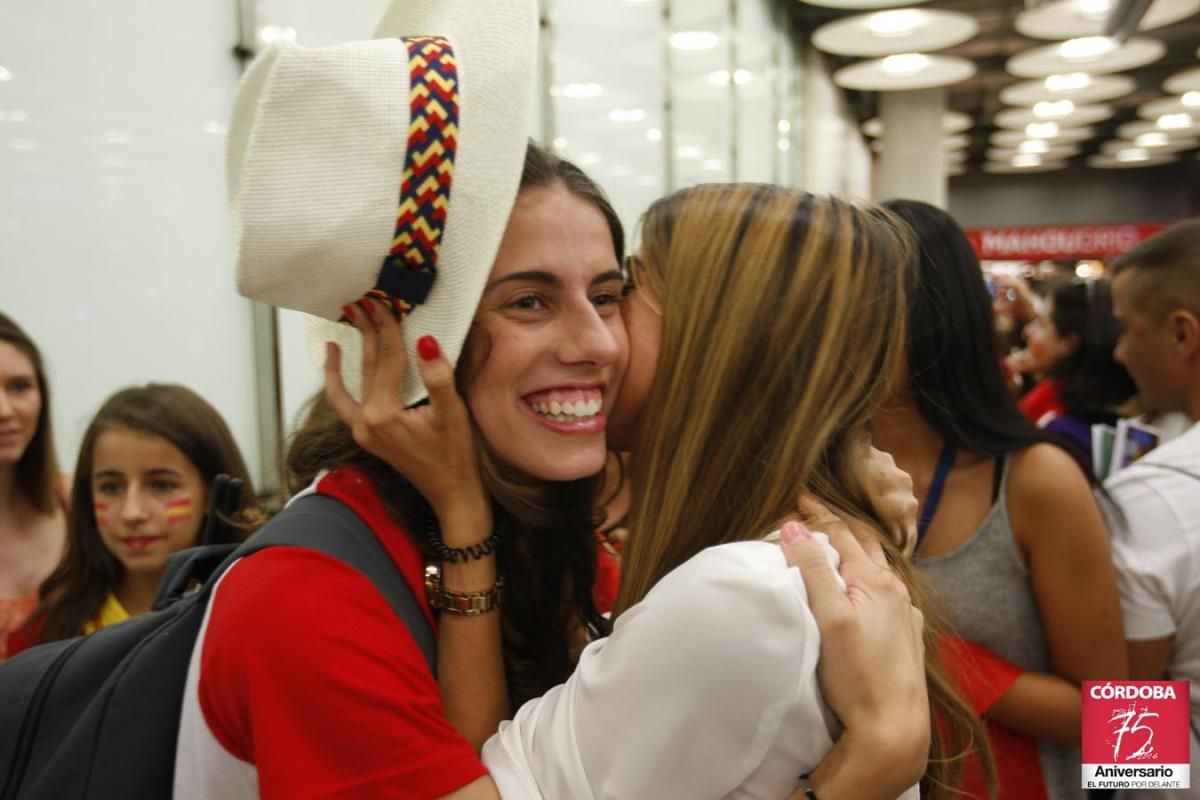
[1106,218,1200,798]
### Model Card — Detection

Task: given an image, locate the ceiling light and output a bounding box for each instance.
[1034,100,1075,119]
[645,128,663,142]
[1045,73,1091,92]
[578,152,602,165]
[1135,132,1168,147]
[670,31,719,51]
[562,82,603,99]
[552,137,568,150]
[1116,147,1149,162]
[1060,36,1115,61]
[1078,0,1112,20]
[1,109,28,123]
[778,138,791,151]
[778,120,791,133]
[676,145,703,159]
[1012,153,1042,167]
[1183,91,1200,108]
[203,121,227,135]
[702,158,724,171]
[867,9,925,37]
[1026,122,1060,138]
[1157,113,1193,130]
[733,69,752,85]
[1019,139,1050,153]
[608,108,646,123]
[0,66,12,82]
[881,53,929,76]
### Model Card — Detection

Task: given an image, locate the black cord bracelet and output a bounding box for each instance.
[423,509,503,563]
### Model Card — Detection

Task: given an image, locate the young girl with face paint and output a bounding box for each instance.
[8,384,258,652]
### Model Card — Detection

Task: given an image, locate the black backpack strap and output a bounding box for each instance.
[208,493,437,675]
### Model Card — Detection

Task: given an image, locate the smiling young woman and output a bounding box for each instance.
[0,313,66,660]
[7,384,259,654]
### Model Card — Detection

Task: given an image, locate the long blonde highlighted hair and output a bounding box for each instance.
[614,184,993,798]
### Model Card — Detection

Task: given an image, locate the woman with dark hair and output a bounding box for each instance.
[0,312,66,660]
[1017,279,1137,460]
[7,383,259,654]
[876,199,1128,800]
[182,12,935,797]
[333,183,977,800]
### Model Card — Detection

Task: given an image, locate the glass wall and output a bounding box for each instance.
[544,0,813,238]
[0,0,261,480]
[551,0,667,235]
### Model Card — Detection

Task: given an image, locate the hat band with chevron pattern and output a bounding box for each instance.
[349,35,460,321]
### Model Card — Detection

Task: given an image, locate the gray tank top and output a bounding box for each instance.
[915,456,1083,800]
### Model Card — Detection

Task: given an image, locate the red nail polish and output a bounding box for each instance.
[417,335,440,361]
[359,298,374,313]
[341,304,354,319]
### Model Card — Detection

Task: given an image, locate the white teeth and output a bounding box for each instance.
[529,396,602,420]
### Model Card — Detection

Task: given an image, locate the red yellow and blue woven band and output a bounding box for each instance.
[347,35,459,321]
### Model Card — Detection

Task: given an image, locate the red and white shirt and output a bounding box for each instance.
[173,467,486,800]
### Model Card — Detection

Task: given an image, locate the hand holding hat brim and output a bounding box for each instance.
[325,303,485,518]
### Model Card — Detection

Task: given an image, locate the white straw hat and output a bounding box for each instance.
[228,0,536,405]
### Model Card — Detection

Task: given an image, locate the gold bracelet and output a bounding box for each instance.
[424,564,503,616]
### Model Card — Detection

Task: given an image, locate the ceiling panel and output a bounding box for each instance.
[784,0,1200,175]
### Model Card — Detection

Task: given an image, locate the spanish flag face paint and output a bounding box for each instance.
[165,497,193,526]
[90,428,210,576]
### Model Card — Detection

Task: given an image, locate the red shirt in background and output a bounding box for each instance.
[1018,379,1066,427]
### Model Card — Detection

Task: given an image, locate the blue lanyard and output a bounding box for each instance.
[916,443,957,552]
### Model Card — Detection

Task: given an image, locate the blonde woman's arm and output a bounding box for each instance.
[782,502,929,800]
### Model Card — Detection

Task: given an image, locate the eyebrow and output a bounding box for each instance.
[93,468,184,480]
[485,268,624,292]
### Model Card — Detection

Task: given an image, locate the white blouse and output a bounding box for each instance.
[483,536,920,800]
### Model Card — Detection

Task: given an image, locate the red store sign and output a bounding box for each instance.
[965,224,1168,261]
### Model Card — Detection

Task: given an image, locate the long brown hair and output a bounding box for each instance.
[35,384,258,642]
[0,312,60,515]
[287,141,624,712]
[614,185,993,798]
